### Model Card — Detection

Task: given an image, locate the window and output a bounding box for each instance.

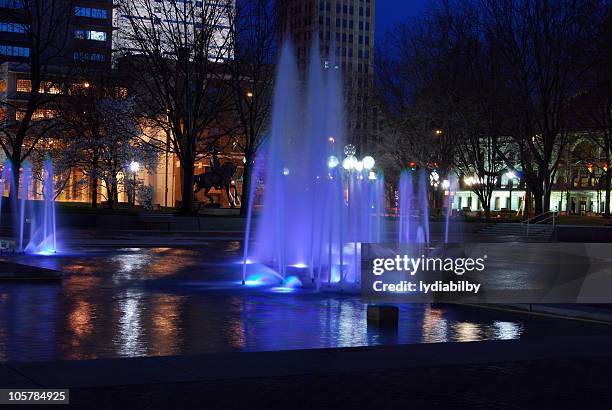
[16,79,31,92]
[40,81,61,94]
[0,80,6,93]
[74,7,108,19]
[0,45,29,57]
[73,52,105,62]
[0,22,26,33]
[74,30,107,41]
[16,109,56,121]
[0,0,23,9]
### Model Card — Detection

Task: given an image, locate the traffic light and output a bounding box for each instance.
[408,161,417,172]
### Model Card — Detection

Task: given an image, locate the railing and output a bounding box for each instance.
[522,209,558,237]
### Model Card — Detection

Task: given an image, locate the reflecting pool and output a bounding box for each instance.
[0,244,609,362]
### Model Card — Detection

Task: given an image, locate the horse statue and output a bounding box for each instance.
[194,161,239,208]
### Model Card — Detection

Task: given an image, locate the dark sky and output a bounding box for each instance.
[375,0,428,45]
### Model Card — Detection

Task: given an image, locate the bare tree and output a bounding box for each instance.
[115,0,234,215]
[0,0,75,201]
[571,8,612,217]
[225,0,276,215]
[54,73,128,208]
[480,0,607,215]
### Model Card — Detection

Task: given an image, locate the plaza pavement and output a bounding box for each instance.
[2,335,612,408]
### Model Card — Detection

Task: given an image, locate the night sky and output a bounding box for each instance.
[375,0,428,45]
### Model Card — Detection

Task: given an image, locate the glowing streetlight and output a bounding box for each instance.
[327,155,339,169]
[505,171,517,220]
[129,161,140,173]
[129,161,140,207]
[83,81,90,88]
[246,91,253,98]
[368,171,377,180]
[282,167,290,176]
[342,155,357,170]
[434,129,443,136]
[441,179,450,189]
[362,155,375,170]
[354,160,364,172]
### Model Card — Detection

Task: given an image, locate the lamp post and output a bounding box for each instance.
[130,161,140,207]
[506,171,516,221]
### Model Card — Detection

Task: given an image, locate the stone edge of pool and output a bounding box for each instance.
[1,335,611,389]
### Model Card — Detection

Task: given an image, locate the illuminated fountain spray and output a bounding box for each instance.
[398,170,430,245]
[242,39,385,290]
[0,159,58,254]
[26,157,57,254]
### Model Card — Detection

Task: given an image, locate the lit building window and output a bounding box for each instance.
[0,22,26,33]
[16,79,31,92]
[74,30,107,42]
[16,109,56,121]
[0,0,24,9]
[40,81,62,94]
[74,7,108,19]
[73,52,105,62]
[0,45,29,57]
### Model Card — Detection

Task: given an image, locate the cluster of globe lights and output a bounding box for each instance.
[327,144,376,179]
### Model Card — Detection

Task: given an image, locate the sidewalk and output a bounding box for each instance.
[2,335,612,389]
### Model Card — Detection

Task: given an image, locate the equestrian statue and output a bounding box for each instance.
[194,149,239,208]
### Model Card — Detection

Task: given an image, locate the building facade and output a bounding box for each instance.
[0,0,114,67]
[451,135,612,216]
[113,0,233,60]
[278,0,378,152]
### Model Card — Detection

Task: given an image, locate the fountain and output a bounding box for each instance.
[25,158,58,254]
[398,170,431,245]
[242,39,386,289]
[241,40,459,291]
[0,158,58,254]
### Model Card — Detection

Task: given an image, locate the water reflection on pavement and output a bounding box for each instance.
[0,244,610,362]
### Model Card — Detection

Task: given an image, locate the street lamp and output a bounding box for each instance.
[130,161,140,207]
[327,155,339,169]
[342,155,357,170]
[506,171,516,220]
[362,155,375,170]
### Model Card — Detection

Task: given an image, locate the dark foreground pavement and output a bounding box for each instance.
[68,357,612,409]
[4,335,612,409]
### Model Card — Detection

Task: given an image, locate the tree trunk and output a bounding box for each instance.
[91,154,99,209]
[240,156,252,216]
[604,167,611,218]
[180,160,195,215]
[106,181,116,210]
[8,156,20,206]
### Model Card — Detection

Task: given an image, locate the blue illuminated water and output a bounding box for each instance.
[0,246,609,362]
[245,39,385,289]
[1,158,58,254]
